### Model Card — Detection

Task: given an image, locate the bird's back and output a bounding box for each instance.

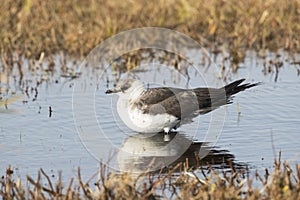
[133,79,259,120]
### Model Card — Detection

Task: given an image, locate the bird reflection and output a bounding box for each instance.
[117,132,247,174]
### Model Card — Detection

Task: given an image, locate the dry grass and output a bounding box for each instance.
[1,154,300,199]
[1,0,299,82]
[1,0,300,62]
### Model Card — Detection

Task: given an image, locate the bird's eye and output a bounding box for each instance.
[120,83,130,92]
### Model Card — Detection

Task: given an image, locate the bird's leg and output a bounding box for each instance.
[163,127,171,142]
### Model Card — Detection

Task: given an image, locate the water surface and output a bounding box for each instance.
[0,51,299,181]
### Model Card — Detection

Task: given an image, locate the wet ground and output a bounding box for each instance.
[1,50,299,181]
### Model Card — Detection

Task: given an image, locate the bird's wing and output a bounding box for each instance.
[138,87,185,105]
[134,79,259,120]
[140,90,199,119]
[192,87,228,115]
[141,87,229,119]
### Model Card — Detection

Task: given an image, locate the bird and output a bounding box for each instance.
[106,79,260,134]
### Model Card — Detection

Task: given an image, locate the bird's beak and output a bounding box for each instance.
[105,87,121,94]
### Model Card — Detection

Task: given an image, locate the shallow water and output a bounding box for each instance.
[0,50,299,181]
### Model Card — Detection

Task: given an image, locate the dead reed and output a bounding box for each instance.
[1,153,300,199]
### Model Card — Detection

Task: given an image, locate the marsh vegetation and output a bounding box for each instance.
[1,0,300,199]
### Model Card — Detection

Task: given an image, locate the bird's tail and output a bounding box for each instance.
[224,79,260,97]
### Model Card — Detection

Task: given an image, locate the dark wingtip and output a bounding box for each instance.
[242,81,262,89]
[225,79,261,96]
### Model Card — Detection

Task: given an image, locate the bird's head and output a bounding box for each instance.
[105,79,144,96]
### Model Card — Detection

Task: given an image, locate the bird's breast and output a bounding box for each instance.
[117,98,179,133]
